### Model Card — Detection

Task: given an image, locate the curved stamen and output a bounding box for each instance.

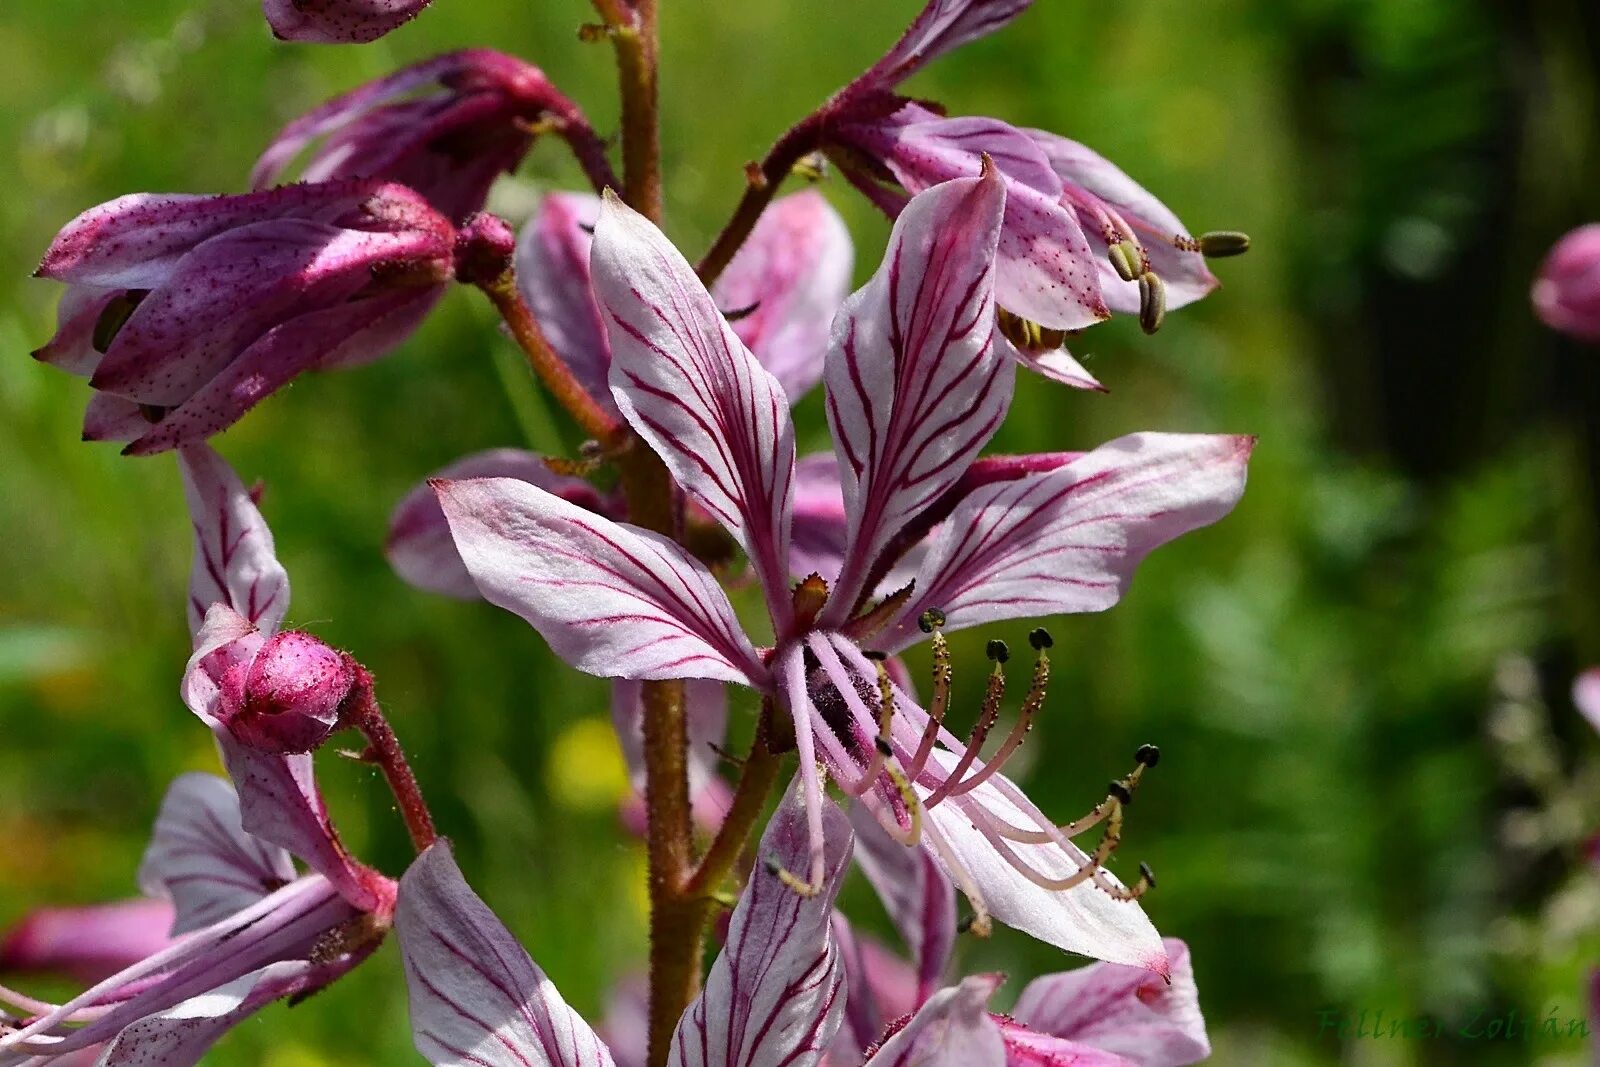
[777,643,830,895]
[941,629,1051,800]
[872,758,925,848]
[975,795,1131,893]
[920,818,992,938]
[805,635,885,798]
[922,643,1008,809]
[848,657,898,797]
[983,744,1162,843]
[905,611,952,783]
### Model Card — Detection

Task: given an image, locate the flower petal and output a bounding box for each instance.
[862,973,1006,1067]
[82,393,152,444]
[92,959,350,1067]
[883,432,1254,650]
[261,0,431,44]
[829,915,920,1059]
[1574,668,1600,735]
[843,112,1107,331]
[179,445,290,638]
[0,900,175,987]
[396,842,616,1067]
[515,193,614,409]
[592,193,798,619]
[848,804,956,1001]
[668,778,852,1067]
[435,477,765,685]
[1013,938,1209,1066]
[32,285,121,377]
[713,190,854,403]
[822,171,1013,623]
[996,330,1104,392]
[136,773,297,936]
[1024,132,1217,315]
[920,758,1165,969]
[387,449,612,600]
[858,0,1034,90]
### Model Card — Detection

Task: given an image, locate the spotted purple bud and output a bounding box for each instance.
[1533,224,1600,343]
[225,632,364,754]
[453,213,518,287]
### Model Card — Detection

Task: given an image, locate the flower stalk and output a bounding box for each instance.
[347,684,438,855]
[591,0,662,221]
[696,115,825,285]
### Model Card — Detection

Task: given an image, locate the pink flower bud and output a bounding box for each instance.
[1533,224,1600,343]
[33,180,455,455]
[453,213,518,287]
[225,631,362,754]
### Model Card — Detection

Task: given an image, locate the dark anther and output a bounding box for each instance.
[1107,781,1133,805]
[986,639,1010,663]
[874,736,893,757]
[722,300,761,322]
[762,857,781,876]
[1028,627,1053,650]
[1134,743,1161,767]
[578,221,596,234]
[956,913,976,934]
[861,649,887,661]
[1139,861,1157,888]
[917,608,946,633]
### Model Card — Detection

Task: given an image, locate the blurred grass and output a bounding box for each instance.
[2,0,1600,1064]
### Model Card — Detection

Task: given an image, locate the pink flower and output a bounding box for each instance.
[33,181,454,454]
[1533,224,1600,343]
[0,900,176,986]
[262,0,432,44]
[253,51,608,223]
[432,174,1253,970]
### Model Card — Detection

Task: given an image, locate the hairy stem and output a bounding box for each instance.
[479,273,619,442]
[592,0,662,221]
[696,115,825,285]
[552,110,624,195]
[350,688,437,854]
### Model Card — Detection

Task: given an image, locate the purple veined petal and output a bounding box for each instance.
[261,0,432,44]
[1012,938,1210,1067]
[1025,131,1219,315]
[713,190,854,404]
[917,751,1165,970]
[1574,668,1600,735]
[856,0,1034,92]
[314,285,442,371]
[32,284,121,377]
[667,777,852,1067]
[611,679,731,832]
[89,219,431,405]
[994,1021,1138,1067]
[880,432,1255,652]
[123,289,431,456]
[179,446,290,638]
[34,180,403,290]
[790,453,930,598]
[136,773,298,937]
[82,393,151,444]
[591,192,799,622]
[841,113,1108,332]
[829,913,921,1060]
[388,449,613,600]
[435,477,766,686]
[515,193,615,410]
[862,973,1007,1067]
[0,900,176,987]
[847,805,956,1003]
[994,329,1105,392]
[0,875,360,1060]
[821,170,1014,625]
[396,841,617,1067]
[92,958,357,1067]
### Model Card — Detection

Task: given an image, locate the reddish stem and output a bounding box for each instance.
[349,684,437,854]
[695,115,826,285]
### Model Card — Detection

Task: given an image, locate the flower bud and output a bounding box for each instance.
[1533,224,1600,343]
[228,631,362,754]
[453,213,518,287]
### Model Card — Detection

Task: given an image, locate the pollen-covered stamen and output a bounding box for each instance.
[973,790,1138,895]
[941,628,1051,800]
[922,641,1008,809]
[874,756,925,848]
[905,610,952,781]
[921,819,992,938]
[763,856,823,899]
[1138,272,1166,334]
[846,658,899,797]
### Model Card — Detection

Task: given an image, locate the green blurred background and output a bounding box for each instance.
[3,0,1600,1063]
